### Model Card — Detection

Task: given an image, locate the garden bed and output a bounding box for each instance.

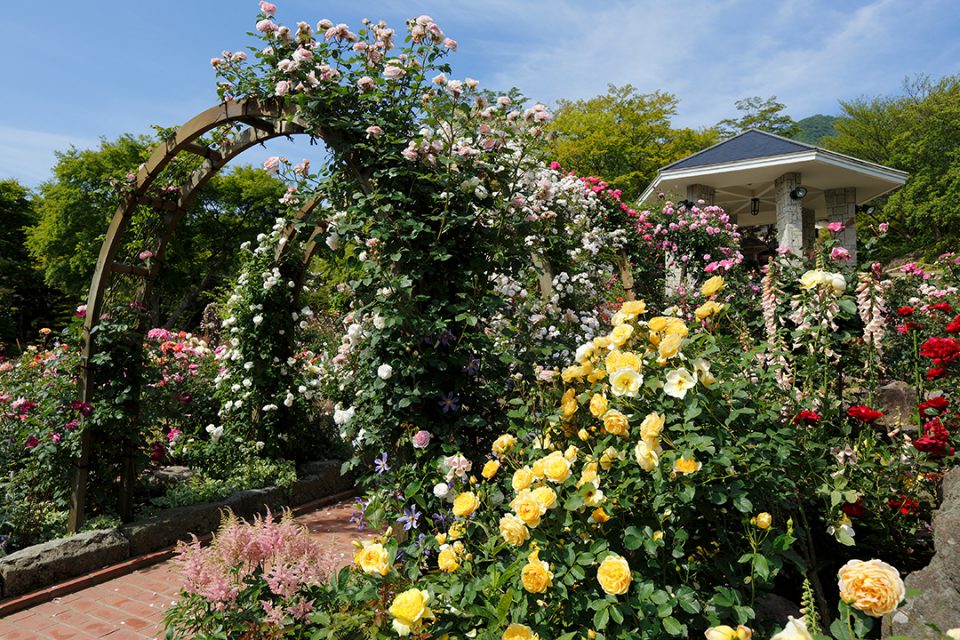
[0,459,352,599]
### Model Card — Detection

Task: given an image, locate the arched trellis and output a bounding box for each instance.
[70,99,333,531]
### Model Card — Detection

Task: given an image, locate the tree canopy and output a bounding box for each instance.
[546,84,717,201]
[716,95,799,139]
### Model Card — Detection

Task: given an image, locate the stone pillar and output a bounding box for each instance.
[824,187,857,263]
[686,184,715,206]
[774,173,803,255]
[802,207,817,253]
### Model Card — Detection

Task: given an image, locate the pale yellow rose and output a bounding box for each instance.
[605,350,623,372]
[755,512,772,530]
[592,335,612,350]
[499,513,530,546]
[354,541,390,576]
[492,434,517,455]
[589,393,608,418]
[389,588,432,636]
[621,300,647,315]
[512,489,546,527]
[531,458,546,479]
[584,486,605,507]
[617,351,641,371]
[599,446,620,470]
[837,559,905,617]
[578,461,599,488]
[452,491,479,517]
[592,507,611,523]
[531,485,558,510]
[578,428,591,441]
[437,545,460,573]
[610,324,634,347]
[603,409,630,437]
[587,368,607,383]
[435,533,447,545]
[673,456,702,475]
[564,445,579,461]
[701,275,725,297]
[664,367,696,399]
[705,625,752,640]
[561,387,578,417]
[658,332,684,359]
[482,459,501,480]
[512,466,534,492]
[575,341,596,363]
[634,439,660,472]
[611,310,631,326]
[692,358,716,386]
[770,617,813,640]
[610,367,643,397]
[542,451,572,483]
[597,553,632,595]
[640,412,665,444]
[521,548,553,593]
[799,269,826,290]
[503,623,540,640]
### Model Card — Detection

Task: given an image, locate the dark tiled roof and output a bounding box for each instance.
[663,129,815,171]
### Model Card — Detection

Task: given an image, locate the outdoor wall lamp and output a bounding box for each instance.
[790,186,808,200]
[857,204,877,215]
[750,197,760,216]
[678,199,696,209]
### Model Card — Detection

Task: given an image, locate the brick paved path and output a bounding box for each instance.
[0,499,364,639]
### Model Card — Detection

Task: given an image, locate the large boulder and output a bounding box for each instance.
[0,529,129,597]
[883,468,960,636]
[876,381,917,432]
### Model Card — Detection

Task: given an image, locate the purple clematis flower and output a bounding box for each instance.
[438,392,460,413]
[398,504,422,531]
[374,451,390,475]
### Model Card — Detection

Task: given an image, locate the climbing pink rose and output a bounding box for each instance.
[263,156,281,173]
[831,246,851,261]
[383,65,404,79]
[365,125,383,138]
[256,19,278,33]
[259,1,277,15]
[412,430,432,449]
[827,221,845,233]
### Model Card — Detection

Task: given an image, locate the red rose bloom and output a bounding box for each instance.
[919,337,960,364]
[927,366,947,380]
[887,495,920,515]
[919,396,950,415]
[897,306,915,316]
[847,405,884,423]
[947,316,960,334]
[914,436,953,458]
[842,499,866,518]
[931,302,955,314]
[793,410,822,425]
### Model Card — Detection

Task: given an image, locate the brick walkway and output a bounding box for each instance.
[0,499,365,639]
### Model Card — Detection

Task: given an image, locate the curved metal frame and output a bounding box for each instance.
[70,99,328,531]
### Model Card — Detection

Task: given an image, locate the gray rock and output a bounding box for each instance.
[0,529,129,597]
[883,468,960,637]
[755,593,802,626]
[226,486,287,520]
[122,501,226,556]
[877,381,917,430]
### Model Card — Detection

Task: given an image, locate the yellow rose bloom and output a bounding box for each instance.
[560,388,578,418]
[634,439,660,472]
[597,553,632,595]
[561,363,592,383]
[492,434,517,455]
[705,625,752,640]
[592,507,611,523]
[435,533,447,545]
[692,358,716,386]
[499,513,531,546]
[610,367,643,397]
[531,485,558,510]
[578,428,591,441]
[512,489,546,527]
[663,367,696,399]
[663,317,689,337]
[589,393,608,418]
[512,466,534,492]
[521,548,553,593]
[647,316,669,332]
[584,486,605,507]
[658,332,684,360]
[448,521,465,540]
[542,451,572,483]
[592,335,611,350]
[621,300,647,315]
[618,351,641,371]
[437,545,460,573]
[603,409,630,437]
[610,324,634,347]
[578,460,599,486]
[452,491,479,517]
[673,456,702,475]
[587,368,607,383]
[354,541,390,576]
[701,275,725,297]
[482,459,501,480]
[503,623,540,640]
[610,310,630,326]
[564,445,579,461]
[531,458,546,479]
[695,300,724,320]
[599,446,620,470]
[799,269,826,290]
[605,350,622,372]
[837,559,905,617]
[640,412,665,444]
[389,588,432,636]
[771,617,814,640]
[755,512,772,530]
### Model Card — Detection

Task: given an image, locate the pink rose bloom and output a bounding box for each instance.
[412,430,432,449]
[383,64,404,79]
[365,125,383,138]
[443,38,458,50]
[776,247,792,255]
[263,156,281,173]
[827,221,845,233]
[294,159,310,176]
[259,1,277,16]
[139,250,154,261]
[167,428,181,442]
[210,57,224,67]
[75,305,87,319]
[356,76,375,92]
[275,80,292,96]
[879,222,889,234]
[831,246,851,261]
[401,145,418,161]
[256,19,278,33]
[25,435,39,448]
[703,262,719,273]
[51,433,62,444]
[292,47,313,62]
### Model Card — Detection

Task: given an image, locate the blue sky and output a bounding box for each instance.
[2,0,958,187]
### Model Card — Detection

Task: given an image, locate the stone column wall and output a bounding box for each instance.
[825,187,858,263]
[802,207,817,253]
[774,173,803,254]
[665,185,715,297]
[686,183,716,205]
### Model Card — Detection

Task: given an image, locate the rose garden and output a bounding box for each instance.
[2,4,960,639]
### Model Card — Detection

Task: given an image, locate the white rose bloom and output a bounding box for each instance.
[373,314,386,330]
[377,364,394,380]
[770,617,813,640]
[284,392,295,407]
[433,482,450,498]
[252,314,263,325]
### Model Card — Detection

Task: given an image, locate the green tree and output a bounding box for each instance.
[25,134,287,328]
[716,95,799,139]
[794,114,838,145]
[546,84,718,201]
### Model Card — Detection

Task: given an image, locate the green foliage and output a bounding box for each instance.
[547,84,718,201]
[716,96,799,139]
[794,114,838,145]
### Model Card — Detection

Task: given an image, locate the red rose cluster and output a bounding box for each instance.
[847,405,884,423]
[919,336,960,380]
[792,409,822,425]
